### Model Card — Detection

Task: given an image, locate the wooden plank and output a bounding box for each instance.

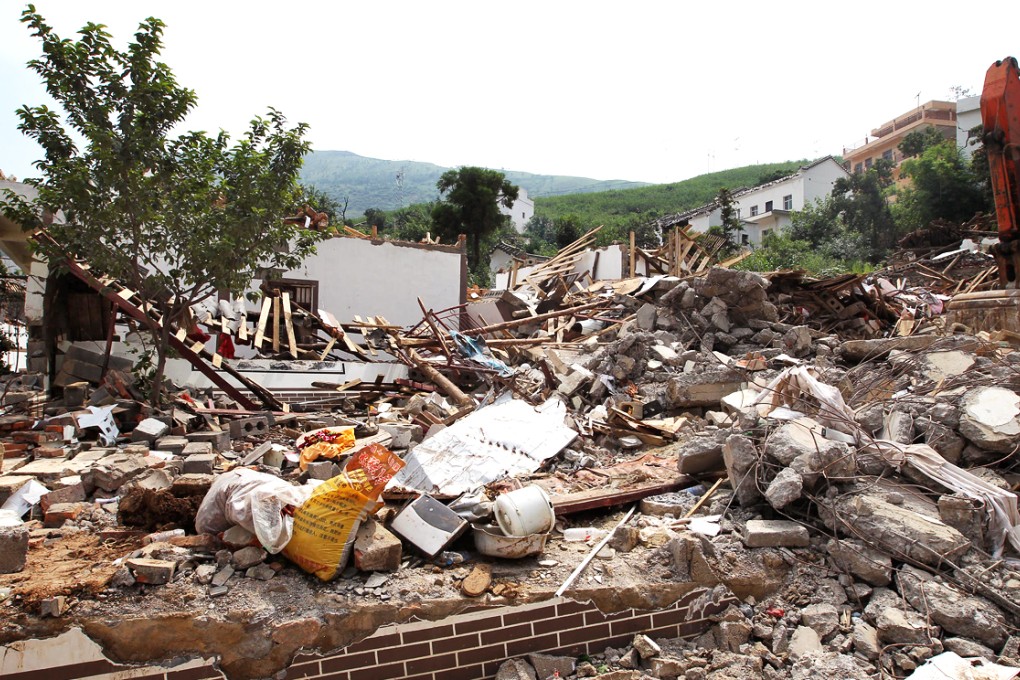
[253,297,272,349]
[282,292,298,359]
[272,296,280,352]
[319,336,337,360]
[551,478,692,516]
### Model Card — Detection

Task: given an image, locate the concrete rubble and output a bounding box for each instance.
[2,234,1020,680]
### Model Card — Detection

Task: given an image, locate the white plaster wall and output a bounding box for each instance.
[273,237,464,329]
[501,188,534,234]
[802,159,849,203]
[956,95,982,160]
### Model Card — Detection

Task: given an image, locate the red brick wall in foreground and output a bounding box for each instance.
[1,588,734,680]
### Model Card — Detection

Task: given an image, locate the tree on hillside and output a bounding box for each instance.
[1,7,322,406]
[432,167,518,275]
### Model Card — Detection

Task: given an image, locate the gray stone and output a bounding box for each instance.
[943,637,995,660]
[743,519,810,548]
[495,659,537,680]
[246,564,277,581]
[765,468,803,510]
[232,546,267,570]
[0,524,29,573]
[527,653,574,679]
[783,326,813,357]
[632,633,661,659]
[800,603,839,640]
[717,620,752,652]
[636,303,657,331]
[897,565,1007,649]
[194,564,217,585]
[87,453,149,492]
[211,564,234,587]
[826,538,892,587]
[722,434,762,507]
[228,416,270,438]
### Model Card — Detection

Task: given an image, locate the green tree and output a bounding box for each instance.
[898,126,948,159]
[1,7,322,405]
[432,167,519,275]
[300,185,347,227]
[715,187,744,244]
[893,140,987,231]
[830,160,897,261]
[363,207,387,231]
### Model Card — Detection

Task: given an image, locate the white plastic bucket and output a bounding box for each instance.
[494,485,556,537]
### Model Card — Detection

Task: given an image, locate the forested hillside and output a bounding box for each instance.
[300,150,649,216]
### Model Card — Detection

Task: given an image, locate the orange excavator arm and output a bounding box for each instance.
[983,57,1020,284]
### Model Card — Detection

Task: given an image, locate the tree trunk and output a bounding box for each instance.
[148,304,175,409]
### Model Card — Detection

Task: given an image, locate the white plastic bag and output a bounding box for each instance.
[195,468,312,554]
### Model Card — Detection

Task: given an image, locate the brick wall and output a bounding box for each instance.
[1,589,735,680]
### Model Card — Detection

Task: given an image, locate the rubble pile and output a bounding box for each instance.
[3,242,1020,680]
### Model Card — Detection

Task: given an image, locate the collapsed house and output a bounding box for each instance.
[1,214,1020,680]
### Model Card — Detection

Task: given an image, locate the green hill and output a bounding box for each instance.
[532,160,811,236]
[299,150,649,216]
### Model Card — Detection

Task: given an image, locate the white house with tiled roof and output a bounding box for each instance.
[659,156,850,246]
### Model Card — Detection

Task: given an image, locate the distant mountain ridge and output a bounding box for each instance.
[299,150,650,216]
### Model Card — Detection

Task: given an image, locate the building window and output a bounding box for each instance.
[735,208,741,219]
[783,194,793,210]
[764,200,773,213]
[882,149,894,161]
[865,158,873,170]
[749,205,759,217]
[854,163,863,174]
[741,234,749,245]
[522,212,526,219]
[761,229,771,239]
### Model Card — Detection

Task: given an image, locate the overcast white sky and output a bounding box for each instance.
[2,2,1019,186]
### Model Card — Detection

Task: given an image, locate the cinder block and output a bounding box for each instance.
[229,417,269,438]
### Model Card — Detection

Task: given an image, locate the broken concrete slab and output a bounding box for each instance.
[958,386,1020,454]
[764,467,803,510]
[722,433,762,507]
[664,367,744,409]
[182,453,217,475]
[897,565,1007,649]
[826,538,892,587]
[742,519,809,548]
[875,606,939,646]
[818,486,971,567]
